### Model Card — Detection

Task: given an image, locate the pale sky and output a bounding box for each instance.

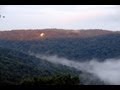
[0,5,120,31]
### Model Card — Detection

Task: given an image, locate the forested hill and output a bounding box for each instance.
[0,29,120,85]
[0,30,120,61]
[0,47,80,85]
[0,29,116,40]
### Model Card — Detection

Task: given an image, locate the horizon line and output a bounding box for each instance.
[0,28,118,32]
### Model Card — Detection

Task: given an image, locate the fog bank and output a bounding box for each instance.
[29,53,120,85]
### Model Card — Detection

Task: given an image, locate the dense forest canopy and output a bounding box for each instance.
[0,29,120,85]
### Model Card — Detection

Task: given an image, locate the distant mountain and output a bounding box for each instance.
[0,29,116,40]
[0,29,120,61]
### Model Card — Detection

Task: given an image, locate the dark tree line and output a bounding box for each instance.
[0,47,80,86]
[20,74,80,86]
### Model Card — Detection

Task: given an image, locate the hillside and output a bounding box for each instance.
[0,29,120,61]
[0,47,80,85]
[0,29,120,85]
[0,29,115,40]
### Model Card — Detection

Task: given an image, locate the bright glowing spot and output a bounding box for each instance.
[40,33,45,37]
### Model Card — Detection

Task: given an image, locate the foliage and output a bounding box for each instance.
[20,74,80,86]
[0,32,120,85]
[1,33,120,61]
[0,47,79,86]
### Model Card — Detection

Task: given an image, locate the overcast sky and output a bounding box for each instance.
[0,5,120,31]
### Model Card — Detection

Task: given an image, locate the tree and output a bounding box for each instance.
[20,74,80,86]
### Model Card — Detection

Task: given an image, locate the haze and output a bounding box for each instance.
[0,5,120,31]
[30,53,120,85]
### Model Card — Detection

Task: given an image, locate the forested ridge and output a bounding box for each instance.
[0,47,80,86]
[0,29,120,86]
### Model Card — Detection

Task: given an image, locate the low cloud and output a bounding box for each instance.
[29,53,120,85]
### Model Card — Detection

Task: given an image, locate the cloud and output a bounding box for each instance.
[29,53,120,85]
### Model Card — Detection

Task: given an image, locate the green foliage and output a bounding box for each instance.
[1,33,120,85]
[1,33,120,61]
[20,74,80,86]
[0,47,79,86]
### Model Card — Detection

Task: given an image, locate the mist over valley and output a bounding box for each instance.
[0,29,120,85]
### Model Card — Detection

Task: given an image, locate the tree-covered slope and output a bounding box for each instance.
[0,47,79,85]
[0,33,120,61]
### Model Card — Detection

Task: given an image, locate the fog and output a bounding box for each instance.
[29,53,120,85]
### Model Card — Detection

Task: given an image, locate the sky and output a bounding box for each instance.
[0,5,120,31]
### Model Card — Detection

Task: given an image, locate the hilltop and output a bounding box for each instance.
[0,29,116,40]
